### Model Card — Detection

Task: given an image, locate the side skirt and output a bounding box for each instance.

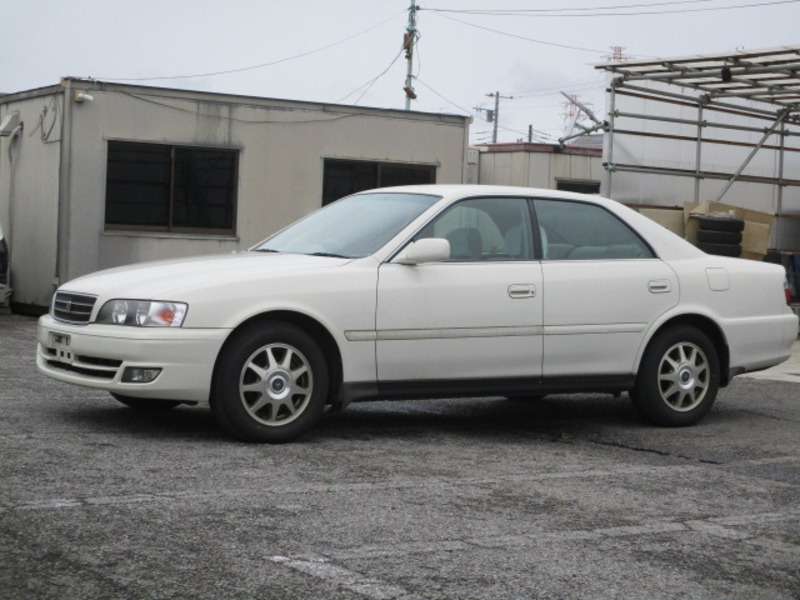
[339,375,635,406]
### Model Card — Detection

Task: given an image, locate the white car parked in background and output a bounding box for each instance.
[37,185,798,442]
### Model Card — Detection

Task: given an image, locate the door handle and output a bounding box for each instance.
[508,284,536,299]
[648,280,672,294]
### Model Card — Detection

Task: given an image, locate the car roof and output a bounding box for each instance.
[361,184,592,202]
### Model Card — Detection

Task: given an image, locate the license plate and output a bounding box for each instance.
[51,333,73,364]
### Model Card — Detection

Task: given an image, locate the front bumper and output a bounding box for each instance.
[37,314,231,403]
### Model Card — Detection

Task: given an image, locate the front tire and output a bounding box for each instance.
[631,326,720,427]
[211,322,329,443]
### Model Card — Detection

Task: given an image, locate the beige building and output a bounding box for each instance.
[0,78,469,310]
[474,142,603,194]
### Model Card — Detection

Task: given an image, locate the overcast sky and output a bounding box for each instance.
[1,0,798,144]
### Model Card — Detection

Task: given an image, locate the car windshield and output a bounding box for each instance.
[254,192,440,258]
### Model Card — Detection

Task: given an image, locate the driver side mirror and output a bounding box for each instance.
[394,238,450,265]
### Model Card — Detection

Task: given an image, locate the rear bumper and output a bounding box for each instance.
[36,314,231,403]
[726,311,799,377]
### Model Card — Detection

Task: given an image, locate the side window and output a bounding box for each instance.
[415,197,533,262]
[534,199,653,260]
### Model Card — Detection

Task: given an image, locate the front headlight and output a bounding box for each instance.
[96,300,188,327]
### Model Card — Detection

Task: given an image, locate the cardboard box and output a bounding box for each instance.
[684,201,775,261]
[639,208,685,237]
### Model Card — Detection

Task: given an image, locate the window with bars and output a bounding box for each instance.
[105,141,238,234]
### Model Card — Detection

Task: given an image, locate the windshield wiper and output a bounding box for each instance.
[255,248,350,258]
[309,251,350,259]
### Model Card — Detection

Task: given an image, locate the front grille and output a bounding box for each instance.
[46,360,117,380]
[53,292,97,324]
[77,355,124,368]
[44,348,121,380]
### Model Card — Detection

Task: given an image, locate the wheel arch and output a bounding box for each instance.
[211,310,344,405]
[639,313,731,386]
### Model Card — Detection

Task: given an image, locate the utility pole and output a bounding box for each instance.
[403,0,418,110]
[486,91,512,143]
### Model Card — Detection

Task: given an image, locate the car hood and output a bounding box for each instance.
[61,252,352,299]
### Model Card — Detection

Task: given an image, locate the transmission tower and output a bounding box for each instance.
[606,46,632,62]
[561,94,595,138]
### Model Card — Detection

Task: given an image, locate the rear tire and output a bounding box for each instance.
[631,326,720,427]
[211,322,329,443]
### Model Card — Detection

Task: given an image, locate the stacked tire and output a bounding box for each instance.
[696,216,744,257]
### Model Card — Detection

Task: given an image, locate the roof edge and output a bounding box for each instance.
[475,142,602,157]
[3,77,470,125]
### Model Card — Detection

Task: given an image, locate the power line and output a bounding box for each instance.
[423,0,718,14]
[512,79,607,99]
[337,46,406,105]
[414,78,472,115]
[422,0,799,18]
[97,10,406,82]
[481,119,557,143]
[429,13,608,54]
[117,91,359,124]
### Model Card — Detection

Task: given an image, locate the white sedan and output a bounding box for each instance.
[37,185,798,442]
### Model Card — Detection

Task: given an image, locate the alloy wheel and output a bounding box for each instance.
[657,341,710,412]
[238,343,314,427]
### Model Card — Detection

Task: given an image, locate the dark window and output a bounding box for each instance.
[534,199,653,260]
[322,159,435,206]
[556,180,600,194]
[105,141,238,233]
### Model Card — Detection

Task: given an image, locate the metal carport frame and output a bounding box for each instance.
[596,45,800,250]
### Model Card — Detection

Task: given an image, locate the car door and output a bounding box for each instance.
[375,196,543,386]
[534,198,679,378]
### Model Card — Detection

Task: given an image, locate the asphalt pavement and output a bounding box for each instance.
[1,314,798,600]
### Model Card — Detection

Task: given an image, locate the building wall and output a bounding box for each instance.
[477,144,603,189]
[0,88,63,308]
[1,80,469,307]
